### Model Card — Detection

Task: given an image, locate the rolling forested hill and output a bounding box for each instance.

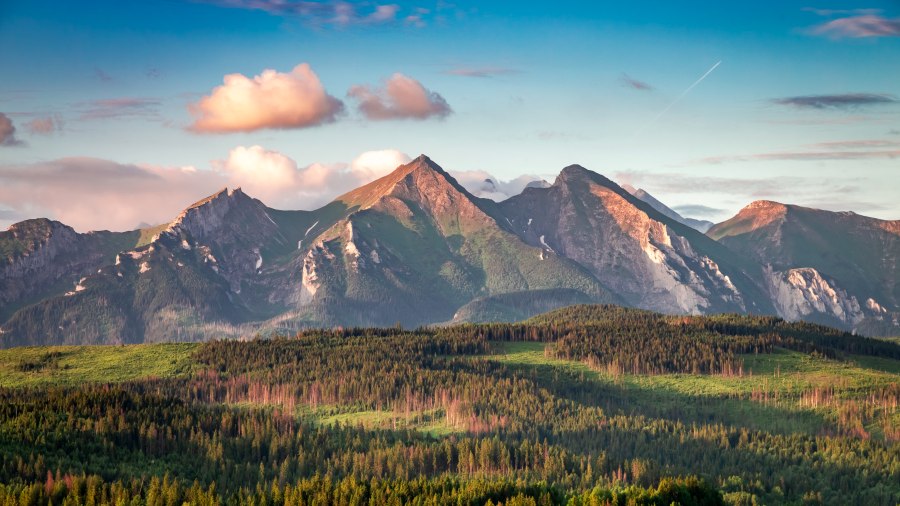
[0,305,897,505]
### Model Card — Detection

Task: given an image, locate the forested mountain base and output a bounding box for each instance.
[0,306,897,505]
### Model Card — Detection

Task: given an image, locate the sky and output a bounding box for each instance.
[0,0,898,231]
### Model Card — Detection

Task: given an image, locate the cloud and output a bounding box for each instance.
[772,93,898,110]
[811,139,900,149]
[0,147,413,231]
[215,146,411,208]
[613,170,885,215]
[803,8,881,17]
[349,149,411,180]
[93,67,113,82]
[348,73,451,120]
[189,64,344,133]
[26,115,63,135]
[0,209,24,221]
[620,73,654,91]
[444,66,519,78]
[79,97,162,121]
[450,170,548,201]
[810,13,900,38]
[0,113,24,146]
[0,158,219,231]
[670,204,725,219]
[696,149,900,164]
[198,0,404,27]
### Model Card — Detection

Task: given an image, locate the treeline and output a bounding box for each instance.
[0,473,724,506]
[440,305,900,375]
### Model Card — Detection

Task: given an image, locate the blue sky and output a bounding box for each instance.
[0,0,898,230]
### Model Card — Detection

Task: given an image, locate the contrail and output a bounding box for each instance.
[645,60,722,127]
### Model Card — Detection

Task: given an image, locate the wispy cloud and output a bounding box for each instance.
[348,73,451,120]
[197,0,406,27]
[0,113,24,147]
[93,67,113,82]
[78,98,162,121]
[620,73,654,91]
[444,66,519,78]
[671,204,725,219]
[697,149,900,164]
[26,115,63,135]
[810,139,900,150]
[613,170,889,216]
[809,12,900,39]
[772,93,898,110]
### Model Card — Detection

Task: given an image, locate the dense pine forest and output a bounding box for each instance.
[0,305,897,505]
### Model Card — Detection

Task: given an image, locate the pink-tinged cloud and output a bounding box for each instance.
[26,116,63,135]
[215,146,410,208]
[811,14,900,38]
[620,73,654,91]
[696,150,900,164]
[0,147,412,230]
[348,73,451,120]
[811,139,900,150]
[0,158,219,231]
[0,113,24,147]
[189,64,344,133]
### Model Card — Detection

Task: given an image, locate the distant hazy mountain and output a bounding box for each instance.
[1,155,896,346]
[622,185,715,233]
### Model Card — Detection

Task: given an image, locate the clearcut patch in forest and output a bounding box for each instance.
[0,343,197,387]
[486,341,899,439]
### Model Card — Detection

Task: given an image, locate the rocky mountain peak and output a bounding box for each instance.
[2,219,78,263]
[745,200,787,211]
[336,154,477,216]
[554,165,624,195]
[165,187,257,242]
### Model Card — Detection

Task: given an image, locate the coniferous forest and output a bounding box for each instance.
[0,305,897,505]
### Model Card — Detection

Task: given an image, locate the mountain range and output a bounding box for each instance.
[1,155,897,346]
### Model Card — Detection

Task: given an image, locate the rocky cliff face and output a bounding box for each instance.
[0,219,136,320]
[765,267,865,326]
[157,187,285,294]
[710,201,899,333]
[500,166,766,315]
[624,185,714,233]
[2,155,896,346]
[278,156,613,327]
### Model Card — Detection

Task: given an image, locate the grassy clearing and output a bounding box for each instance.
[298,404,461,437]
[484,341,899,437]
[0,343,197,387]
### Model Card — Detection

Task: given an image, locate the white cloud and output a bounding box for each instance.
[450,170,549,201]
[189,63,344,133]
[215,146,411,209]
[349,149,411,180]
